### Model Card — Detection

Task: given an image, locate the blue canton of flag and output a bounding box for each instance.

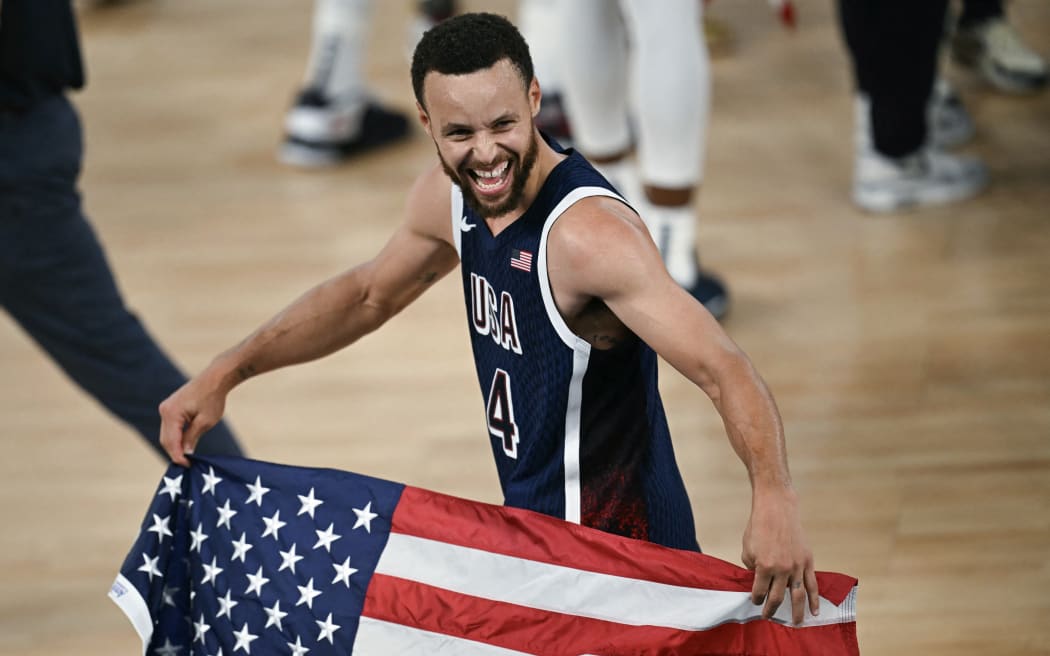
[110,456,400,656]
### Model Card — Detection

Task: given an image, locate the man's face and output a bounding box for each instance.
[418,59,541,219]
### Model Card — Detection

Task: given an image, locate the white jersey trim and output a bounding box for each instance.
[451,184,465,258]
[562,345,589,524]
[536,185,629,525]
[537,186,626,349]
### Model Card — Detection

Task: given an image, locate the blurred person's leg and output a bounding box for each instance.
[280,0,409,167]
[840,0,986,212]
[557,0,632,168]
[558,0,727,318]
[620,0,725,319]
[519,0,573,145]
[0,96,242,459]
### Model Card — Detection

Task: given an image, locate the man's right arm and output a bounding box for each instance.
[159,165,458,464]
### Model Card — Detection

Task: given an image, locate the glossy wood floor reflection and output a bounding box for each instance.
[1,1,1047,654]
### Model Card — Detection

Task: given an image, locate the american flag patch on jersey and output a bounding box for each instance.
[509,249,533,272]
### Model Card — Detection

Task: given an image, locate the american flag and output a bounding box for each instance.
[509,249,533,272]
[111,455,860,655]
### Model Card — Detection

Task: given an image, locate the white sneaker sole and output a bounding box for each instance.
[853,172,987,213]
[278,141,345,168]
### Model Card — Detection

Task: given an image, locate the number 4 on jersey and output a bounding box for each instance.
[486,368,519,459]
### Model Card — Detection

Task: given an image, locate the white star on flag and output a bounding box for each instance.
[215,499,237,530]
[278,543,304,574]
[137,553,161,581]
[193,614,211,643]
[232,622,257,654]
[161,585,179,608]
[332,556,357,587]
[297,487,323,518]
[316,612,340,645]
[147,514,173,541]
[216,589,237,619]
[245,476,270,507]
[230,532,252,563]
[351,501,378,533]
[263,600,288,630]
[201,556,223,586]
[313,523,341,552]
[261,510,285,540]
[287,636,310,656]
[244,566,269,597]
[153,637,181,656]
[189,523,208,553]
[295,577,321,609]
[201,467,222,495]
[157,475,182,501]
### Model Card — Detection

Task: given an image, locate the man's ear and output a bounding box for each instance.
[416,101,432,137]
[529,78,542,119]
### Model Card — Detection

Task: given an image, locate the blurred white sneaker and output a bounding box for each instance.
[279,88,408,167]
[853,146,987,213]
[927,78,975,149]
[952,18,1048,93]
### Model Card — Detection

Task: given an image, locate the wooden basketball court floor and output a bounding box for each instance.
[1,1,1047,654]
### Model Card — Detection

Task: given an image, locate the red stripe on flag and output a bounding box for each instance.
[364,573,860,656]
[392,486,857,605]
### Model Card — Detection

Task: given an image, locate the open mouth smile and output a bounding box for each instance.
[466,160,511,197]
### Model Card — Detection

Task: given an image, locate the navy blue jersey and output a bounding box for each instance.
[452,146,700,552]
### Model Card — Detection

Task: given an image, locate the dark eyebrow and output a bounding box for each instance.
[441,112,518,136]
[487,113,516,127]
[441,122,473,135]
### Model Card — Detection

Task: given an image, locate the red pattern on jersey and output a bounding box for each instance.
[581,469,649,541]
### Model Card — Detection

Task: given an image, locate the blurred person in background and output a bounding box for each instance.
[0,0,244,459]
[554,0,729,320]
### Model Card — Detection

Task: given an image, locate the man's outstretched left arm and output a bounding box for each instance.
[547,197,818,625]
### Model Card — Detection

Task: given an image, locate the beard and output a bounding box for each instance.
[438,128,539,219]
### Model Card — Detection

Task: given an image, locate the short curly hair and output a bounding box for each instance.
[411,12,534,109]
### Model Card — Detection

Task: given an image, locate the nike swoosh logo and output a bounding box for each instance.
[459,216,476,232]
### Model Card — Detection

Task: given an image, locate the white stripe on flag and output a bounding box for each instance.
[353,617,533,655]
[375,534,853,630]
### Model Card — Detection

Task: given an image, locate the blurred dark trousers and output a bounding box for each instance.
[959,0,1003,27]
[0,94,242,459]
[838,0,950,157]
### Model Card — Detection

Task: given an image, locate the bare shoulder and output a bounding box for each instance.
[404,163,455,246]
[547,195,662,297]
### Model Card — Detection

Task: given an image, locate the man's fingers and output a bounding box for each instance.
[181,416,212,460]
[805,566,820,616]
[158,408,190,466]
[789,573,807,625]
[158,399,212,467]
[762,574,787,620]
[750,568,771,606]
